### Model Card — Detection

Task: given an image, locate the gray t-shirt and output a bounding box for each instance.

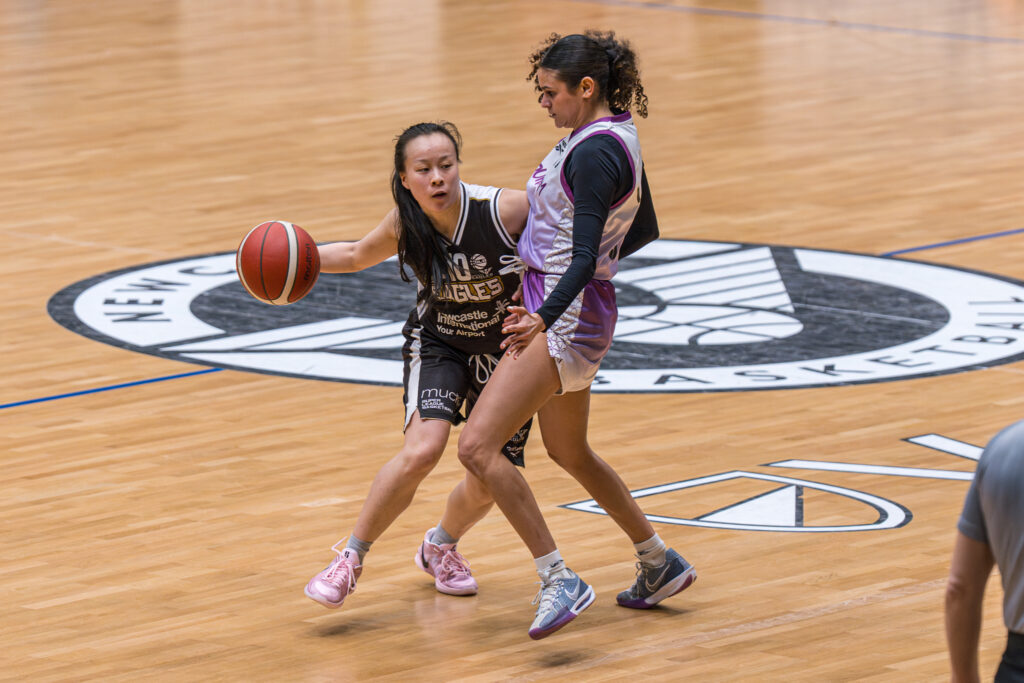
[958,419,1024,634]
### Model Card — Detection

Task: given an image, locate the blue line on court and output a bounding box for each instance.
[883,227,1024,257]
[571,0,1024,45]
[0,367,222,410]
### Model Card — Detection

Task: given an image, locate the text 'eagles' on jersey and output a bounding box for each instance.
[414,183,522,355]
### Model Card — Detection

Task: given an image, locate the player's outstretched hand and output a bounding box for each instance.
[501,306,545,359]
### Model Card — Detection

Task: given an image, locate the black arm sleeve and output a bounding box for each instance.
[619,167,659,258]
[535,135,632,328]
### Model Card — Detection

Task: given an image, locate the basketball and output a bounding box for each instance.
[236,221,320,305]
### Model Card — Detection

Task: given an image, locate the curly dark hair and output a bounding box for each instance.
[526,30,648,118]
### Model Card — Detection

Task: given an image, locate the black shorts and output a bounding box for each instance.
[998,631,1024,683]
[402,324,531,467]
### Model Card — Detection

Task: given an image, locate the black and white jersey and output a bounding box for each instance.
[415,182,522,356]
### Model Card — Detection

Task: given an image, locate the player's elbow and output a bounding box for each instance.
[572,252,597,280]
[945,572,980,612]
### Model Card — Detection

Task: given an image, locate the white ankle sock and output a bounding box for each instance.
[534,550,572,579]
[634,534,667,567]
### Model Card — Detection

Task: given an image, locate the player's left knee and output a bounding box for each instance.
[546,447,594,472]
[456,430,488,475]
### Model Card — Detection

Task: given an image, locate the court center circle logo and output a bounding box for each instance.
[48,239,1024,393]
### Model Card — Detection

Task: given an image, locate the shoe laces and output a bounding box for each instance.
[531,575,564,611]
[437,548,472,580]
[324,541,359,591]
[625,556,648,592]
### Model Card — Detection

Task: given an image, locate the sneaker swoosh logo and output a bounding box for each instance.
[564,581,580,600]
[644,564,672,592]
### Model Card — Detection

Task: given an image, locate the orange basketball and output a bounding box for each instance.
[236,221,320,305]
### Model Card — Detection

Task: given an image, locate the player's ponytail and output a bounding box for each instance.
[526,30,648,118]
[391,121,463,301]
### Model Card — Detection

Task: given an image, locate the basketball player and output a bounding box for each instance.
[455,31,696,640]
[304,121,533,607]
[947,419,1024,682]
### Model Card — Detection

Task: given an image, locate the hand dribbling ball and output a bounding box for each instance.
[236,221,320,304]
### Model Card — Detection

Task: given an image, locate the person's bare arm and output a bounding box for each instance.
[498,189,529,238]
[318,208,400,273]
[946,530,996,683]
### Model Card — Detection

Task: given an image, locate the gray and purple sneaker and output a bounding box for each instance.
[616,548,696,609]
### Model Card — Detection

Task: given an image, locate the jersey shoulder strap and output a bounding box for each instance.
[462,183,515,249]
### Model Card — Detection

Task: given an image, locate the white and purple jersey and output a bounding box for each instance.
[519,113,645,392]
[520,112,643,280]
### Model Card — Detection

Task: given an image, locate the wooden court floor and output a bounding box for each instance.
[4,1,1024,680]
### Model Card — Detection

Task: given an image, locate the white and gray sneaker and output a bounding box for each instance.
[527,564,595,640]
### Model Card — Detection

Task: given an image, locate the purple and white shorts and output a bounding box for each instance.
[523,269,617,393]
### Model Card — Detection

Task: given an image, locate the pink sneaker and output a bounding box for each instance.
[413,528,478,596]
[305,541,362,608]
